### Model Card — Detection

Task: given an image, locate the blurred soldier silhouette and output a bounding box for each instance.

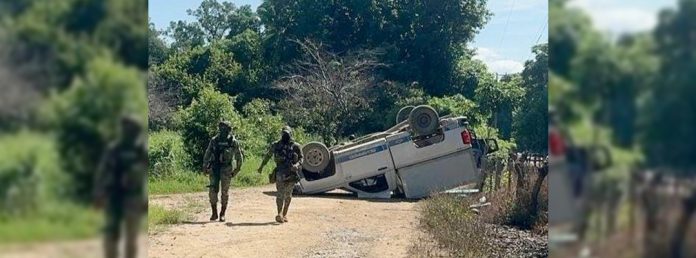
[257,126,303,223]
[203,120,243,222]
[94,115,147,258]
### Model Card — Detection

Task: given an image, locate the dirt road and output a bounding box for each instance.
[148,184,421,258]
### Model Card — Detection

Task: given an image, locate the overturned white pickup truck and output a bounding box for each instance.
[297,105,498,199]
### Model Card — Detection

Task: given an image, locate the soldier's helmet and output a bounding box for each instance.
[120,114,142,132]
[281,126,292,136]
[219,120,232,129]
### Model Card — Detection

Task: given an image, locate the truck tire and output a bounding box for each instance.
[302,142,331,173]
[396,106,414,125]
[408,105,439,136]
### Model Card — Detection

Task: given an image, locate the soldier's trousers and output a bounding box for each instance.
[209,165,233,206]
[275,169,298,215]
[104,197,144,258]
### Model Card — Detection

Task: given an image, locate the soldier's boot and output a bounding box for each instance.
[219,203,227,222]
[282,197,291,222]
[104,235,118,258]
[210,203,218,221]
[275,197,284,223]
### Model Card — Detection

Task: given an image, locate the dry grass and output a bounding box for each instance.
[414,168,549,257]
[416,194,494,257]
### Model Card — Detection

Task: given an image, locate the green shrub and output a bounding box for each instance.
[148,205,187,227]
[148,130,189,178]
[40,56,147,202]
[175,87,243,168]
[0,132,66,216]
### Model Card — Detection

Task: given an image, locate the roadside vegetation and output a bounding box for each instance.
[147,0,547,200]
[0,0,146,243]
[415,165,548,257]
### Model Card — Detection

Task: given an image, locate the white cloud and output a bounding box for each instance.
[492,0,546,12]
[474,47,524,75]
[568,0,660,34]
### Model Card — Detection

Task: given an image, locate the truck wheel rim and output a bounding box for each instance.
[416,113,432,128]
[306,149,324,167]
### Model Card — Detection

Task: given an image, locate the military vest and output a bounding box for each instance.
[213,135,238,165]
[273,141,297,169]
[111,139,147,196]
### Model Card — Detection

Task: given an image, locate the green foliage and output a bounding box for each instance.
[2,0,147,88]
[426,94,481,123]
[641,0,696,171]
[0,132,67,216]
[176,87,242,168]
[148,131,189,179]
[513,44,548,153]
[0,202,102,243]
[149,22,170,65]
[41,56,147,201]
[167,0,260,48]
[258,0,491,95]
[151,41,242,104]
[148,170,208,195]
[237,99,286,157]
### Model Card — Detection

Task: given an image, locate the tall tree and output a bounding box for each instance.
[642,0,696,172]
[258,0,490,96]
[514,44,548,153]
[166,0,260,50]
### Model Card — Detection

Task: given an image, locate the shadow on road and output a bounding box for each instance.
[181,221,215,225]
[261,191,418,203]
[225,222,279,227]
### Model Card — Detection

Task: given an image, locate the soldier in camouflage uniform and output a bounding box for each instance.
[94,115,147,258]
[203,120,243,222]
[257,126,304,223]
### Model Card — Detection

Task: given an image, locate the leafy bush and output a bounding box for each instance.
[427,94,482,124]
[148,130,189,179]
[41,56,147,202]
[0,132,66,216]
[175,87,242,168]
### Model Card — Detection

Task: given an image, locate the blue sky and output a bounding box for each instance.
[149,0,548,74]
[567,0,677,37]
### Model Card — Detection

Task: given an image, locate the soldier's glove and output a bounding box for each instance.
[257,167,263,174]
[203,164,211,175]
[291,163,302,173]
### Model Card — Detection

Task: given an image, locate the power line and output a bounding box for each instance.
[497,0,517,51]
[534,22,547,45]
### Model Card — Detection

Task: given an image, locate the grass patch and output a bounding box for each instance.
[148,205,187,228]
[149,170,209,195]
[418,194,493,257]
[0,202,102,244]
[149,156,271,195]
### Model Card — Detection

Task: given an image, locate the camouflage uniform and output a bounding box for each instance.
[203,121,243,222]
[94,116,147,258]
[258,126,303,223]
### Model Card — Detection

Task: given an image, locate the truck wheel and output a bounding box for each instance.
[302,142,331,173]
[408,105,439,136]
[396,106,414,125]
